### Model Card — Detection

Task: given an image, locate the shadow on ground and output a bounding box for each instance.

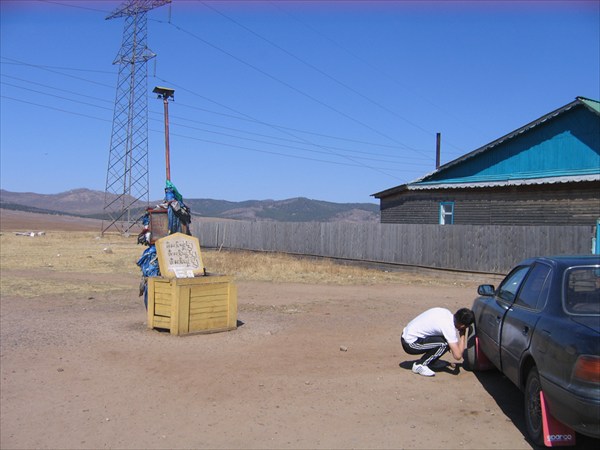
[399,359,461,376]
[399,360,599,450]
[474,370,599,450]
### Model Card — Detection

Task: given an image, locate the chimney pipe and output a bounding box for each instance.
[436,132,441,169]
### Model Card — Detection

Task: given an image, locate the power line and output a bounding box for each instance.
[0,73,426,165]
[166,97,427,153]
[166,110,430,161]
[2,57,427,157]
[197,0,436,145]
[0,60,115,75]
[163,116,428,166]
[154,75,403,181]
[0,95,111,122]
[0,80,113,111]
[24,1,470,160]
[1,72,419,163]
[269,0,482,155]
[165,128,426,174]
[160,19,425,158]
[33,0,458,152]
[0,74,114,104]
[0,73,427,179]
[1,52,429,181]
[1,93,429,174]
[0,57,114,89]
[36,0,112,14]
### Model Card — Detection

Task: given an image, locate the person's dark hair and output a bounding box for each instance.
[454,308,475,327]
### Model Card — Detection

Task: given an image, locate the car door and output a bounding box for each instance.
[477,265,531,370]
[499,263,552,386]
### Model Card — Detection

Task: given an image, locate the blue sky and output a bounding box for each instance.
[1,0,599,204]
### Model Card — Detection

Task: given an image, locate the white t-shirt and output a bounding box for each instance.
[402,307,458,344]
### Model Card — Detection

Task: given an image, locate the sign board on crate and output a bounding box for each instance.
[155,232,205,278]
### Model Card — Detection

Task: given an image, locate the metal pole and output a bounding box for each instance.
[163,96,171,181]
[436,132,441,169]
[153,86,175,182]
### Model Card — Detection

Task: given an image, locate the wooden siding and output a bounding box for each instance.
[379,182,600,225]
[192,221,595,274]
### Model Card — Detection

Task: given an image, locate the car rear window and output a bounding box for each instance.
[564,267,600,315]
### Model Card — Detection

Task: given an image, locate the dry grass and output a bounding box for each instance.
[1,277,133,299]
[0,232,139,273]
[205,249,435,285]
[0,231,465,298]
[0,232,141,298]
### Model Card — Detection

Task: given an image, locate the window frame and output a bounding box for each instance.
[563,265,600,316]
[497,265,530,303]
[439,201,455,225]
[514,262,552,310]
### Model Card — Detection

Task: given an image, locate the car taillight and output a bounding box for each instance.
[573,356,600,383]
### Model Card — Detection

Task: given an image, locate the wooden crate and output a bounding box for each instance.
[147,275,237,335]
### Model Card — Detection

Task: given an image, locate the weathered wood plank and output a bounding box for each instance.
[152,316,170,329]
[194,221,594,274]
[154,304,170,317]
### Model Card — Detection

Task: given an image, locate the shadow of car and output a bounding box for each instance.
[472,369,600,450]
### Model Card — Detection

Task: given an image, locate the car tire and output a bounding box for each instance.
[463,324,495,371]
[463,325,478,371]
[524,367,544,446]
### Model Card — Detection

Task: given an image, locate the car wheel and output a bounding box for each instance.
[524,367,544,446]
[463,325,478,371]
[463,324,494,371]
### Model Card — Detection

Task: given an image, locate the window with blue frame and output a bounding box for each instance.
[439,202,454,225]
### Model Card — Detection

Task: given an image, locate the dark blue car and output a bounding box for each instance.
[467,255,600,445]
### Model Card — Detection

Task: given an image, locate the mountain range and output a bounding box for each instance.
[0,189,380,223]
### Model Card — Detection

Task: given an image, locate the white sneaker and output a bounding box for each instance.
[412,363,435,377]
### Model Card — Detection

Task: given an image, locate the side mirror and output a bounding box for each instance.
[477,284,495,296]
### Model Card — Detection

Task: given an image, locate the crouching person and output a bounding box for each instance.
[401,307,474,377]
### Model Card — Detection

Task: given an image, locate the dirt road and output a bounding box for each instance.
[1,279,537,449]
[0,210,583,449]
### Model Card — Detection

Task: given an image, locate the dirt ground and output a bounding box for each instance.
[0,211,595,449]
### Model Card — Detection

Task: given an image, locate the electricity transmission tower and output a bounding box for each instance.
[102,0,171,234]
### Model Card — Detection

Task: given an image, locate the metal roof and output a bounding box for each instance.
[373,96,600,198]
[404,174,600,191]
[580,96,600,114]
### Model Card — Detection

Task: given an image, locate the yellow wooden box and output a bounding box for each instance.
[147,275,237,335]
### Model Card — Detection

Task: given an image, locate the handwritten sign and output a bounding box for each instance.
[155,233,205,278]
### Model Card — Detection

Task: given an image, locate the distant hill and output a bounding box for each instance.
[0,188,126,216]
[0,189,379,223]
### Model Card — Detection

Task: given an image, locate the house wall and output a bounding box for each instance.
[379,182,600,225]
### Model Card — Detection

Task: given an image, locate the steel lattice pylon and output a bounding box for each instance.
[102,0,171,234]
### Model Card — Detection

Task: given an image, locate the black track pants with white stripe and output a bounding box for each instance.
[401,336,449,366]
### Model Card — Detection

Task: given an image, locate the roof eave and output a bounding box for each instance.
[371,184,409,198]
[405,174,600,191]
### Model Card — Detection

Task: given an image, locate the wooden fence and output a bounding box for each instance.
[191,221,596,274]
